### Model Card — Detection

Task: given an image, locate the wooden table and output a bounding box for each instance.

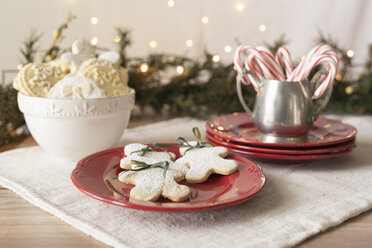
[1,121,372,247]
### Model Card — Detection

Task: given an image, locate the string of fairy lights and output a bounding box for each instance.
[85,1,269,75]
[87,1,233,74]
[14,0,356,91]
[84,0,356,79]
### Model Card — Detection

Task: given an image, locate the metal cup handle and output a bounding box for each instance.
[236,71,259,117]
[310,70,334,121]
[312,83,333,121]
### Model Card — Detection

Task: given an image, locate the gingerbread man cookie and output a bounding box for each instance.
[176,141,239,183]
[118,144,190,202]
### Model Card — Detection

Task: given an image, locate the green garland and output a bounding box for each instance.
[120,29,372,117]
[0,84,25,145]
[1,20,372,145]
[125,52,249,118]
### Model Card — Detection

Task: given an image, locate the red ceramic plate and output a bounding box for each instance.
[207,113,357,148]
[207,132,356,155]
[70,144,266,212]
[206,137,355,163]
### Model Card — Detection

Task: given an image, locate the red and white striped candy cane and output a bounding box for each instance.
[245,53,264,81]
[255,46,286,81]
[309,44,338,63]
[242,45,285,81]
[290,44,338,81]
[235,45,280,90]
[234,45,261,90]
[275,46,293,79]
[234,45,252,85]
[289,45,321,81]
[295,54,335,82]
[299,55,337,98]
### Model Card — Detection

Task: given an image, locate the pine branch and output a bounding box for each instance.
[115,27,132,67]
[264,35,289,54]
[0,84,25,145]
[316,32,352,79]
[19,29,43,64]
[41,13,75,62]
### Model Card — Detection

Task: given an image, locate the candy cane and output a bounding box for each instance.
[290,44,338,81]
[299,55,337,98]
[245,53,264,80]
[309,44,338,63]
[295,55,335,82]
[256,46,286,81]
[235,43,338,98]
[242,45,284,80]
[275,46,293,78]
[299,55,335,81]
[235,46,262,91]
[234,45,252,86]
[235,45,279,88]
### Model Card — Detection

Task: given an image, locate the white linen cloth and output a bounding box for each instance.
[0,116,371,248]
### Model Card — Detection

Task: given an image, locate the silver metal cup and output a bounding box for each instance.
[237,73,333,143]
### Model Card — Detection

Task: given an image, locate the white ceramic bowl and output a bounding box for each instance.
[18,89,135,161]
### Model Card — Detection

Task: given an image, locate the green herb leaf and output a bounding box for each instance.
[123,160,170,178]
[152,143,180,149]
[162,161,169,178]
[151,143,176,160]
[130,146,153,157]
[177,127,215,154]
[192,127,202,146]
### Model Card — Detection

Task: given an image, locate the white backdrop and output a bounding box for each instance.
[1,0,372,83]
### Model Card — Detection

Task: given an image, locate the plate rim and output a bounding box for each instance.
[206,113,357,148]
[206,138,354,160]
[70,145,267,212]
[206,131,356,155]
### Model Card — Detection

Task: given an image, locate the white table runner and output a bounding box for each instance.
[1,116,372,248]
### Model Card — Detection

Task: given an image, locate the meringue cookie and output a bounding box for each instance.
[48,75,105,99]
[98,51,121,67]
[60,39,95,73]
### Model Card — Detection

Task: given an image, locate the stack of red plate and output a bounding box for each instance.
[206,113,357,163]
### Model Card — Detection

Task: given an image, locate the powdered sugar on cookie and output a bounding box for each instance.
[119,167,190,202]
[120,143,175,168]
[177,141,239,183]
[118,143,190,202]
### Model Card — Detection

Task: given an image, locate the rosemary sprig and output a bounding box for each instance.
[178,127,214,154]
[153,127,214,154]
[130,145,174,160]
[130,145,153,156]
[151,142,180,159]
[121,160,170,178]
